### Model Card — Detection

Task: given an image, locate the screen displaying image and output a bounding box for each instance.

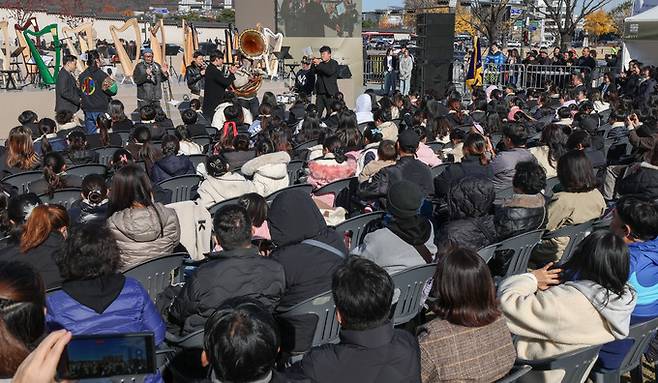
[59,334,155,380]
[277,0,362,38]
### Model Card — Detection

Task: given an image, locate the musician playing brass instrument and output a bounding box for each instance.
[185,51,206,97]
[132,48,169,110]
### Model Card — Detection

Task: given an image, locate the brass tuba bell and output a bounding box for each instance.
[238,29,266,60]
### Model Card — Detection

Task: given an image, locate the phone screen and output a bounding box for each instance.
[57,333,156,380]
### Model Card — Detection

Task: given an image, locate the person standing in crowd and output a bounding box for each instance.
[79,50,117,135]
[185,51,206,97]
[576,47,596,70]
[54,54,80,114]
[203,50,237,122]
[383,48,399,96]
[484,43,506,69]
[294,57,316,98]
[399,47,414,96]
[312,46,339,118]
[133,48,169,110]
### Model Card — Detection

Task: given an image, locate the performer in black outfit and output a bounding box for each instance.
[203,50,237,122]
[312,46,339,118]
[294,57,316,98]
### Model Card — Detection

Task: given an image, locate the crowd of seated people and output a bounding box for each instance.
[6,55,658,383]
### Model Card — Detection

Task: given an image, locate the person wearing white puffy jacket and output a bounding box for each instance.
[241,140,291,196]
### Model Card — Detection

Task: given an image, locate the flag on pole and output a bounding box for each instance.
[465,36,483,91]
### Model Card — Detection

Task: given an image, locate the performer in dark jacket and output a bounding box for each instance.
[294,57,316,97]
[132,48,169,110]
[79,50,117,134]
[312,46,339,118]
[186,51,205,96]
[203,51,236,122]
[55,54,81,114]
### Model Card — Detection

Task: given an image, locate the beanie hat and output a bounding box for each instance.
[387,181,423,218]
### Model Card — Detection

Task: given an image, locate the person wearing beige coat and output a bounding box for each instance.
[499,231,637,383]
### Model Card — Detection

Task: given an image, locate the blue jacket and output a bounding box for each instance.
[597,238,658,370]
[484,51,506,68]
[46,276,166,345]
[150,154,196,185]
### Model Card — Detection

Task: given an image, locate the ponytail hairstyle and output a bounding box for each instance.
[131,124,157,164]
[323,136,347,163]
[0,261,46,377]
[161,134,181,157]
[363,125,383,144]
[6,193,41,243]
[110,148,134,172]
[20,204,68,253]
[257,103,273,134]
[66,130,88,152]
[109,99,128,123]
[37,118,56,156]
[463,132,489,166]
[81,174,108,206]
[95,113,112,147]
[335,124,362,150]
[206,154,230,178]
[42,152,67,197]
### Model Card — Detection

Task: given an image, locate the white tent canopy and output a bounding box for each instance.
[623,5,658,68]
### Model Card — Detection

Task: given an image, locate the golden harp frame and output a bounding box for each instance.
[148,19,166,67]
[0,21,10,71]
[181,20,199,76]
[62,22,96,72]
[109,18,142,83]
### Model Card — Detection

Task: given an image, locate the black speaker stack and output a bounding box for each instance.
[414,13,456,97]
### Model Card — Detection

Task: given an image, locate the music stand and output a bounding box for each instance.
[275,47,293,83]
[165,44,180,79]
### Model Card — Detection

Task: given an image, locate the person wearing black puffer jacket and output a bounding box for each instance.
[168,205,285,336]
[436,176,497,251]
[68,174,110,226]
[494,161,547,241]
[618,144,658,200]
[150,135,196,184]
[268,189,346,353]
[434,132,493,200]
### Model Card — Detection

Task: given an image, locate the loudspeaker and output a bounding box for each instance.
[415,13,455,96]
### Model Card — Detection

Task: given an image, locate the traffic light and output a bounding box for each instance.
[523,30,529,46]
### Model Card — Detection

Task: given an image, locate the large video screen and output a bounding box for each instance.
[277,0,362,38]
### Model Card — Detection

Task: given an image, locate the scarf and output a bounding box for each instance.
[386,215,431,246]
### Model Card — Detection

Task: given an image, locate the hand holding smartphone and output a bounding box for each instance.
[56,333,156,381]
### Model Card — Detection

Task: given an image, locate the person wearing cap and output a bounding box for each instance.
[294,57,316,98]
[357,129,434,207]
[133,47,169,110]
[352,181,437,274]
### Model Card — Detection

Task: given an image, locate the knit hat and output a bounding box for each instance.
[387,181,423,218]
[398,128,420,151]
[143,48,153,54]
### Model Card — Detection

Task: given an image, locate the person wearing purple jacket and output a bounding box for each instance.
[45,224,166,378]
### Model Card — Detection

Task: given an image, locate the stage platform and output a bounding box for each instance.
[0,75,364,141]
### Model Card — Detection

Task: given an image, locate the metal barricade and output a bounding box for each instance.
[364,55,385,85]
[482,63,525,89]
[523,64,590,90]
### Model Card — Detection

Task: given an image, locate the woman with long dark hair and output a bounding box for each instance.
[33,118,67,156]
[0,193,41,249]
[85,113,121,149]
[419,247,515,382]
[529,124,568,178]
[0,261,47,379]
[125,124,162,174]
[78,50,117,134]
[28,152,82,197]
[0,126,40,177]
[108,99,133,132]
[306,136,356,190]
[500,230,636,383]
[106,165,180,269]
[0,204,69,288]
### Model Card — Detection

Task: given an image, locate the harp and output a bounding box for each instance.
[109,18,142,83]
[181,20,199,76]
[0,21,10,71]
[15,18,40,77]
[148,19,166,66]
[23,24,60,85]
[62,23,96,72]
[262,27,283,78]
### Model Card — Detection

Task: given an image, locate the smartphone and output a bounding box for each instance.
[56,332,156,380]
